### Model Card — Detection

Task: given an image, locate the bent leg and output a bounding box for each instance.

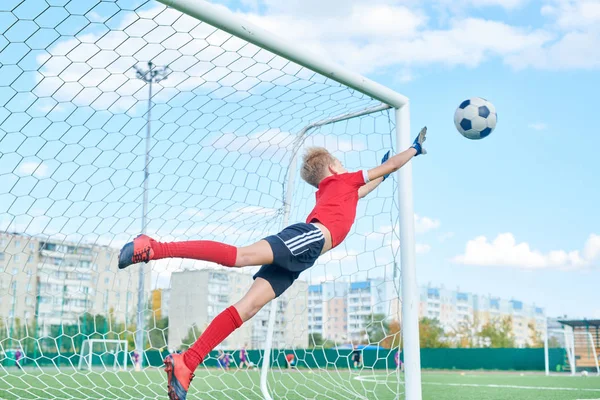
[182,278,275,372]
[233,277,276,321]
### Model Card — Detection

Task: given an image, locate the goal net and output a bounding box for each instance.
[546,328,600,375]
[0,0,418,399]
[78,339,129,371]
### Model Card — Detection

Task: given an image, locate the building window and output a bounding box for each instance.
[12,267,18,275]
[29,242,35,251]
[104,277,110,285]
[0,252,5,261]
[15,240,21,248]
[14,255,20,262]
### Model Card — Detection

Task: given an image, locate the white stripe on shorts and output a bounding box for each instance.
[289,234,324,253]
[284,229,322,246]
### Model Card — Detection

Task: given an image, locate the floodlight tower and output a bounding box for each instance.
[132,61,170,370]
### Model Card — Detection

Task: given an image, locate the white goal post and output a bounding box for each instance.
[156,1,421,399]
[77,339,129,372]
[545,328,600,376]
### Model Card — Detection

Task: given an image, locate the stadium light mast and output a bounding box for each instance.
[133,61,170,371]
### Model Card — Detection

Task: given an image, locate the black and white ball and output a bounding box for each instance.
[454,97,497,140]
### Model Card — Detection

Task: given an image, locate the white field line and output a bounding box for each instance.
[355,376,600,392]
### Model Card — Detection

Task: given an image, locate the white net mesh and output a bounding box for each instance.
[0,0,404,398]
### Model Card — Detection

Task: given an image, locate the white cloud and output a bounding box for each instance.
[435,0,530,10]
[542,1,600,30]
[17,162,48,178]
[414,214,441,234]
[507,0,600,69]
[416,243,431,254]
[453,233,600,270]
[232,0,600,72]
[468,0,527,8]
[242,8,551,73]
[528,123,547,131]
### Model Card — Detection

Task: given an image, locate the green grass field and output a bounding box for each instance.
[1,368,599,400]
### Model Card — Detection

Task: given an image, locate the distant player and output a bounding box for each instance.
[285,353,296,369]
[15,348,23,371]
[217,350,230,371]
[395,350,403,371]
[119,128,427,400]
[352,345,362,369]
[238,344,250,369]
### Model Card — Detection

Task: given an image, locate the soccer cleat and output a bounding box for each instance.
[118,234,154,269]
[164,353,194,400]
[411,126,427,156]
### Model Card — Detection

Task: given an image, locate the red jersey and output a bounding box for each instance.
[306,171,367,248]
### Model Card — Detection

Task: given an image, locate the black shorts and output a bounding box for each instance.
[253,223,325,297]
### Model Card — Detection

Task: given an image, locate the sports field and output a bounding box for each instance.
[1,369,599,400]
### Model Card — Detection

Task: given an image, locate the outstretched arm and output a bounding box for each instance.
[367,147,417,182]
[367,127,427,182]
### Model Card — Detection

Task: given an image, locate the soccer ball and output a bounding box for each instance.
[454,97,497,140]
[581,370,589,377]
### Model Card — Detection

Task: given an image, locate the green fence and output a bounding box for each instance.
[419,348,566,371]
[4,348,566,371]
[148,348,566,371]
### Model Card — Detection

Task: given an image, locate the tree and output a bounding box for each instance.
[180,325,202,351]
[308,333,324,348]
[419,317,449,348]
[363,313,390,345]
[147,316,169,350]
[527,322,544,348]
[449,315,480,348]
[478,316,516,348]
[547,336,561,348]
[381,320,401,349]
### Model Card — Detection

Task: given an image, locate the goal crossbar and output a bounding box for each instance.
[156,0,408,109]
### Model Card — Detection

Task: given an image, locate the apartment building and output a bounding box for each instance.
[167,268,308,351]
[0,231,149,335]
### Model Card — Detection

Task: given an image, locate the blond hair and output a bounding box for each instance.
[300,147,334,188]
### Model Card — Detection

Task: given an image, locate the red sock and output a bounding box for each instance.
[151,240,237,267]
[183,306,243,371]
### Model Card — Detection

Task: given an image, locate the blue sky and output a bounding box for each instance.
[0,0,599,319]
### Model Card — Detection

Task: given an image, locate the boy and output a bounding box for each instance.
[118,128,427,400]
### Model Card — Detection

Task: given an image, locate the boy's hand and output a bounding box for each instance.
[381,151,391,180]
[411,126,427,156]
